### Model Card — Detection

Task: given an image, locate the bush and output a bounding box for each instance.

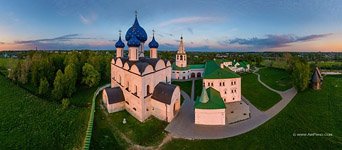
[62,98,70,109]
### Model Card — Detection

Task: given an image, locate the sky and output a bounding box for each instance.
[0,0,341,52]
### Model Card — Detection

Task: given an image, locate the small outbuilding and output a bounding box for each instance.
[151,82,181,122]
[102,87,125,113]
[311,67,323,90]
[195,87,226,125]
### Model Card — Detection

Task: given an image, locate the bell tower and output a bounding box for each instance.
[175,36,187,67]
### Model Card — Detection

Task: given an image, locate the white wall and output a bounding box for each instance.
[203,77,241,103]
[195,109,225,125]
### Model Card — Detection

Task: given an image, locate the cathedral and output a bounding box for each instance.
[102,13,181,122]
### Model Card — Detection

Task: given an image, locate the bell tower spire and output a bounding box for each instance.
[175,36,187,67]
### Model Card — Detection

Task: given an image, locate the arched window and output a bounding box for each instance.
[147,85,150,96]
[180,55,183,60]
[197,72,201,77]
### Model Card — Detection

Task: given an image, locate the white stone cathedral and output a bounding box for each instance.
[102,13,181,122]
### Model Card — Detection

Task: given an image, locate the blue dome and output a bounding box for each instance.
[148,36,159,48]
[115,36,125,48]
[125,16,147,43]
[127,34,141,47]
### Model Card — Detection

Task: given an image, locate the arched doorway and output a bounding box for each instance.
[191,73,196,78]
[183,76,186,80]
[197,72,201,77]
[173,99,180,117]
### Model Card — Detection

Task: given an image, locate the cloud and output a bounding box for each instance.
[14,34,95,44]
[228,33,332,48]
[79,12,97,25]
[7,34,113,50]
[158,16,222,27]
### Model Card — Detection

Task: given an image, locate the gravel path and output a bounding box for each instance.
[165,69,297,139]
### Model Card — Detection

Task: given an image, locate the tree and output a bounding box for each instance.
[38,77,49,96]
[64,63,77,97]
[8,61,20,81]
[82,63,100,88]
[52,70,65,100]
[291,59,310,91]
[18,57,32,84]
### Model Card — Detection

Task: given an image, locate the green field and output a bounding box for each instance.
[0,75,89,149]
[162,75,342,149]
[91,95,168,148]
[241,73,282,111]
[258,67,293,91]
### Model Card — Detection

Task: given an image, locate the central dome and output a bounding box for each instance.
[125,15,147,43]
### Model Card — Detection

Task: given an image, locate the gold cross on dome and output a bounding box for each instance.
[152,29,155,36]
[135,10,138,17]
[119,30,122,36]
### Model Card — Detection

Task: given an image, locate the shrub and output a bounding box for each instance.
[62,98,70,109]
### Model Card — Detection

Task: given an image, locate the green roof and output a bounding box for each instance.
[203,60,240,79]
[189,64,205,69]
[195,87,226,109]
[172,63,190,71]
[238,61,248,68]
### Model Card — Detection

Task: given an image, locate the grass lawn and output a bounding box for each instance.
[258,67,293,91]
[91,95,169,147]
[172,81,192,96]
[241,73,282,111]
[0,75,89,149]
[90,94,128,150]
[162,75,342,149]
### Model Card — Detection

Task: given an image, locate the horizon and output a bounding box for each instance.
[0,0,342,52]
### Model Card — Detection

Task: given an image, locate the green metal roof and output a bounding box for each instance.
[238,61,248,68]
[195,87,226,109]
[203,60,240,79]
[189,64,205,69]
[172,63,190,71]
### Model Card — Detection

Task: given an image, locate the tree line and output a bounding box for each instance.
[7,51,112,102]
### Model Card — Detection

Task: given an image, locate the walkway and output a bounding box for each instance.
[83,84,110,150]
[165,69,297,139]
